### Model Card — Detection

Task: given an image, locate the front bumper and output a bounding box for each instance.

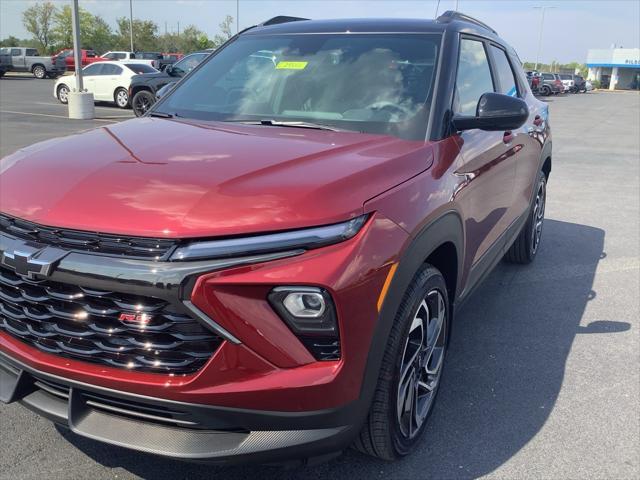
[0,352,353,463]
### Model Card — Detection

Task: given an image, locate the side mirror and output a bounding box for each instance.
[165,65,174,75]
[453,92,529,131]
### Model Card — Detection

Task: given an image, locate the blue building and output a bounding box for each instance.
[587,48,640,90]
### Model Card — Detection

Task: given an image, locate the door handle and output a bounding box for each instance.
[503,131,514,145]
[533,115,543,127]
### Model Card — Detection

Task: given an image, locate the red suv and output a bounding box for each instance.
[0,12,551,465]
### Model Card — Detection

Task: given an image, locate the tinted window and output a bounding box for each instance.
[172,53,208,75]
[101,64,123,75]
[454,38,494,115]
[559,74,572,80]
[86,51,97,58]
[83,63,103,76]
[11,49,21,56]
[490,45,518,97]
[542,73,554,80]
[26,49,39,56]
[125,63,157,74]
[160,34,441,140]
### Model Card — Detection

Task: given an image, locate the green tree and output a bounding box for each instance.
[0,36,23,47]
[22,1,57,54]
[116,17,158,51]
[178,25,212,53]
[212,15,234,47]
[52,4,93,50]
[85,16,114,54]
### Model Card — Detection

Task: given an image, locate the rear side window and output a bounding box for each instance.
[26,49,39,56]
[454,38,494,115]
[83,63,103,76]
[542,73,554,80]
[490,46,518,97]
[101,64,123,75]
[125,64,157,74]
[11,49,21,56]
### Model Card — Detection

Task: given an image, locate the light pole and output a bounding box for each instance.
[533,6,555,71]
[68,0,94,119]
[129,0,134,52]
[237,0,239,33]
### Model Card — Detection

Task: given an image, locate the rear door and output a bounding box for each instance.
[488,44,543,223]
[99,63,124,101]
[10,48,24,70]
[452,37,518,283]
[81,63,103,96]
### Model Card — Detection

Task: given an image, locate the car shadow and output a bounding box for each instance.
[57,219,625,479]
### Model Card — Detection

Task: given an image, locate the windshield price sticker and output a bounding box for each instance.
[276,61,308,70]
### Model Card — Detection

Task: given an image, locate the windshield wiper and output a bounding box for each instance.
[148,111,174,118]
[229,119,342,132]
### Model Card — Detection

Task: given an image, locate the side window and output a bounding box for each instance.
[490,45,518,97]
[454,38,494,115]
[103,53,115,59]
[83,64,102,76]
[11,48,21,56]
[26,49,39,56]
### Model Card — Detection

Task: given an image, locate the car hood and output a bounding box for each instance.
[0,118,433,238]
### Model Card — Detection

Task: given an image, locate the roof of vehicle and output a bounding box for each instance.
[244,11,500,39]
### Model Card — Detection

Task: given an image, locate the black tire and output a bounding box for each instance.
[114,87,129,109]
[132,90,155,117]
[32,65,46,79]
[354,265,449,460]
[540,85,551,96]
[505,171,547,264]
[56,84,70,104]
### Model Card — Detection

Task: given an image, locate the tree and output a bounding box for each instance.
[52,4,94,50]
[85,16,114,54]
[212,15,234,48]
[178,25,212,53]
[116,17,158,51]
[0,36,22,48]
[22,1,57,54]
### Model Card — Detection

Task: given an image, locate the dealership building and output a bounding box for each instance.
[586,48,640,90]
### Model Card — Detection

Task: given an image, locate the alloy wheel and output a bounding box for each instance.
[531,178,546,254]
[397,288,446,439]
[116,90,129,108]
[58,86,69,103]
[34,66,45,79]
[134,94,152,115]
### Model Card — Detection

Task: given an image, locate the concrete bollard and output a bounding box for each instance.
[68,91,95,120]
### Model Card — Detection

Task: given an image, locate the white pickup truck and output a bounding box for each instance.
[101,51,160,69]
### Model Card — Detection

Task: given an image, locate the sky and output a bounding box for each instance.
[1,0,638,63]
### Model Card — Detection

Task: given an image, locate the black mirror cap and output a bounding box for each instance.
[453,92,529,131]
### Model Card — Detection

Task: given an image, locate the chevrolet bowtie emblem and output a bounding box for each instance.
[0,239,68,280]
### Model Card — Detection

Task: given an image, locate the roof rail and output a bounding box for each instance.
[436,11,497,35]
[260,16,310,27]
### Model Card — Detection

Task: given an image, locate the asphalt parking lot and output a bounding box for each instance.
[0,76,638,480]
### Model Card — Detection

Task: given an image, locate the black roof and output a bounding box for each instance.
[245,11,499,38]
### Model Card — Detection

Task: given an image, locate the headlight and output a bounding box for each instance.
[170,215,367,261]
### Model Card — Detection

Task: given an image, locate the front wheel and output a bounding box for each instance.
[354,265,449,460]
[115,88,129,109]
[540,85,551,96]
[132,90,155,117]
[56,84,70,104]
[32,65,46,79]
[505,171,547,264]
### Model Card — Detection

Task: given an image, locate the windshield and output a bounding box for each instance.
[156,34,441,140]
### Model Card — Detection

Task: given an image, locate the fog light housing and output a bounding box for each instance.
[268,286,340,360]
[269,287,337,335]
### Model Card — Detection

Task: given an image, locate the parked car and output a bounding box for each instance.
[585,79,594,91]
[101,51,159,69]
[0,50,11,77]
[160,52,184,69]
[570,74,587,93]
[0,12,551,465]
[129,50,212,116]
[538,72,564,95]
[0,47,63,79]
[52,49,107,71]
[54,61,158,108]
[558,74,575,93]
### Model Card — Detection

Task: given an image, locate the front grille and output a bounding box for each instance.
[0,213,178,260]
[0,265,223,374]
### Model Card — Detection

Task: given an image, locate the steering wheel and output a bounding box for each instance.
[365,101,413,118]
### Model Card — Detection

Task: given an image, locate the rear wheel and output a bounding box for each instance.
[540,85,551,96]
[56,84,70,104]
[132,90,155,116]
[32,65,46,79]
[354,265,449,460]
[505,171,547,264]
[114,88,129,108]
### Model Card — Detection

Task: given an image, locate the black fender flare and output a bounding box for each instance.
[355,211,464,413]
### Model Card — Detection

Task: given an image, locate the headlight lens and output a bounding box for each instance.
[170,215,367,261]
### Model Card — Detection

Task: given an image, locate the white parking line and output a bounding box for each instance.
[0,110,122,123]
